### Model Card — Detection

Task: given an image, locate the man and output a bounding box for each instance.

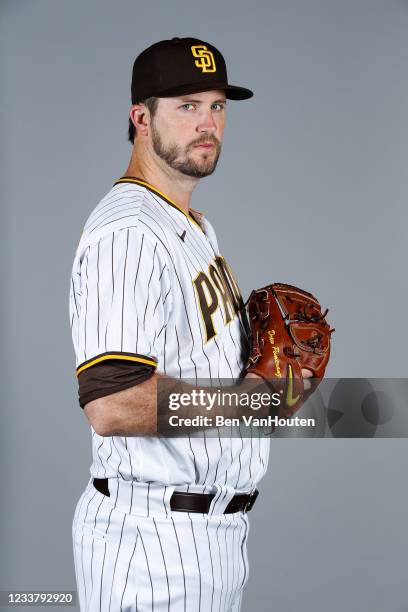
[69,37,311,611]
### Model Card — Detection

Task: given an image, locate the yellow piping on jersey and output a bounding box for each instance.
[115,177,203,232]
[76,353,157,376]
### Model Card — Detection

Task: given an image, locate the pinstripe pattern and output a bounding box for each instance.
[73,481,249,611]
[69,181,270,610]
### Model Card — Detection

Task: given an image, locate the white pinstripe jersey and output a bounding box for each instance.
[69,177,270,493]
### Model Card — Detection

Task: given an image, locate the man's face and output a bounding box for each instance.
[149,90,226,178]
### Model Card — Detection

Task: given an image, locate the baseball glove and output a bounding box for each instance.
[244,283,334,418]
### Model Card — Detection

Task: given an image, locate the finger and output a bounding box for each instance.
[301,368,314,391]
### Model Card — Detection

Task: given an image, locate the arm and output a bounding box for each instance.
[84,372,278,437]
[71,227,173,432]
[84,370,313,437]
[84,372,159,436]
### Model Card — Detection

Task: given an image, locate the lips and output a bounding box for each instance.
[195,143,214,149]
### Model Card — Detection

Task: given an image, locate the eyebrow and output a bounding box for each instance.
[179,97,227,104]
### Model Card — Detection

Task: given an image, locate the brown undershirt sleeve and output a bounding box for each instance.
[78,360,155,408]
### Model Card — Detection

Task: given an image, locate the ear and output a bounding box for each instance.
[129,103,150,138]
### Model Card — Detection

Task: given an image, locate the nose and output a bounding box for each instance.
[196,109,217,134]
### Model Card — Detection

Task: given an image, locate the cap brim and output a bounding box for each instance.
[155,82,253,100]
[225,85,254,100]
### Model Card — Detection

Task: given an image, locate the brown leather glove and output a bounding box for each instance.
[244,283,334,418]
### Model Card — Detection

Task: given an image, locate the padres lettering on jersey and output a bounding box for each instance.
[69,177,270,496]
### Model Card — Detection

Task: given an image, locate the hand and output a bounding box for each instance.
[302,368,313,391]
[246,369,314,391]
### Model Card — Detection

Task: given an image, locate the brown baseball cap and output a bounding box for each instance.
[131,37,253,103]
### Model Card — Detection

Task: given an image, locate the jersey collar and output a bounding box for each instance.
[114,176,204,232]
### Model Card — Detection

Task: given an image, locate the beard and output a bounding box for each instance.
[151,122,222,178]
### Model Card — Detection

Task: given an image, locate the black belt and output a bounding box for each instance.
[93,478,259,514]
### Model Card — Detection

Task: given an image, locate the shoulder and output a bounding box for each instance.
[80,182,146,242]
[72,183,170,268]
[77,182,171,249]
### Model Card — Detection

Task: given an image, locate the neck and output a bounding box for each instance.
[124,147,200,214]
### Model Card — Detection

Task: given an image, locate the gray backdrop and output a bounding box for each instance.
[1,0,407,610]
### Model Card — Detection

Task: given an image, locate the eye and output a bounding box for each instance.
[212,102,225,110]
[181,103,195,111]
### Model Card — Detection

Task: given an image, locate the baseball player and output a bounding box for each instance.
[69,37,300,611]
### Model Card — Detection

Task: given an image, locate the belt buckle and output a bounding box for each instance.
[244,488,259,513]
